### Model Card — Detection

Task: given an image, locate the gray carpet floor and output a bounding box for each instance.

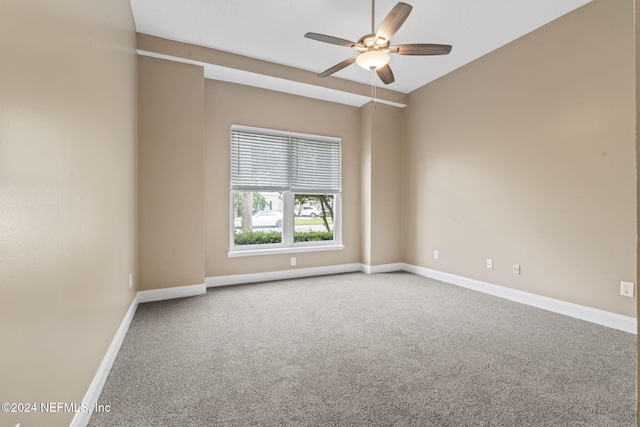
[89,272,637,426]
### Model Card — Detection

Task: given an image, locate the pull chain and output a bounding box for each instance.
[371,0,377,108]
[370,71,378,109]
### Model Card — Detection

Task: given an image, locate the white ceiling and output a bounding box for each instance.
[130,0,592,102]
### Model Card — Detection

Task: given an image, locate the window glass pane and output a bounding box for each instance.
[233,191,283,246]
[293,194,335,243]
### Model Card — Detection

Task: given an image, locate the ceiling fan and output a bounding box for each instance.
[304,1,452,85]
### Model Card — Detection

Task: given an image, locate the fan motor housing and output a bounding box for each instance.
[356,34,390,53]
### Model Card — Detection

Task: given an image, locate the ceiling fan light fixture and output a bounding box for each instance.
[356,50,390,71]
[305,2,451,85]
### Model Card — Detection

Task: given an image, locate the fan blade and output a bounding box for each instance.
[376,64,395,85]
[318,56,357,78]
[390,44,452,55]
[305,32,357,48]
[376,2,413,41]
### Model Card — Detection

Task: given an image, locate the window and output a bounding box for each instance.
[229,125,342,256]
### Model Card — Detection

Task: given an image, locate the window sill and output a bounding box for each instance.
[228,244,344,258]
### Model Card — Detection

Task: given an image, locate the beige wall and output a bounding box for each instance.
[138,56,205,290]
[138,57,403,280]
[403,0,636,316]
[370,103,403,266]
[205,80,362,276]
[361,102,404,267]
[0,1,138,426]
[360,104,373,266]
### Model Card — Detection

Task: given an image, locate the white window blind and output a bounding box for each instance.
[291,137,341,193]
[230,128,290,191]
[231,125,341,193]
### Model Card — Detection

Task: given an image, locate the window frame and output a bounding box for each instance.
[228,125,343,257]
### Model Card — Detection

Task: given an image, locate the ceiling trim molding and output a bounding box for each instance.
[136,33,408,108]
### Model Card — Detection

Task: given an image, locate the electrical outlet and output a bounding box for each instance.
[620,281,634,298]
[434,250,439,260]
[486,259,493,270]
[512,264,520,275]
[129,273,133,288]
[291,257,296,267]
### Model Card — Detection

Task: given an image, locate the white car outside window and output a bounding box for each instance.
[299,206,320,218]
[252,211,283,227]
[234,211,283,229]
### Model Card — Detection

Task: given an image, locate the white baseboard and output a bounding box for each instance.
[137,283,206,303]
[207,262,403,287]
[402,263,637,335]
[206,263,362,287]
[70,294,139,427]
[361,263,404,274]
